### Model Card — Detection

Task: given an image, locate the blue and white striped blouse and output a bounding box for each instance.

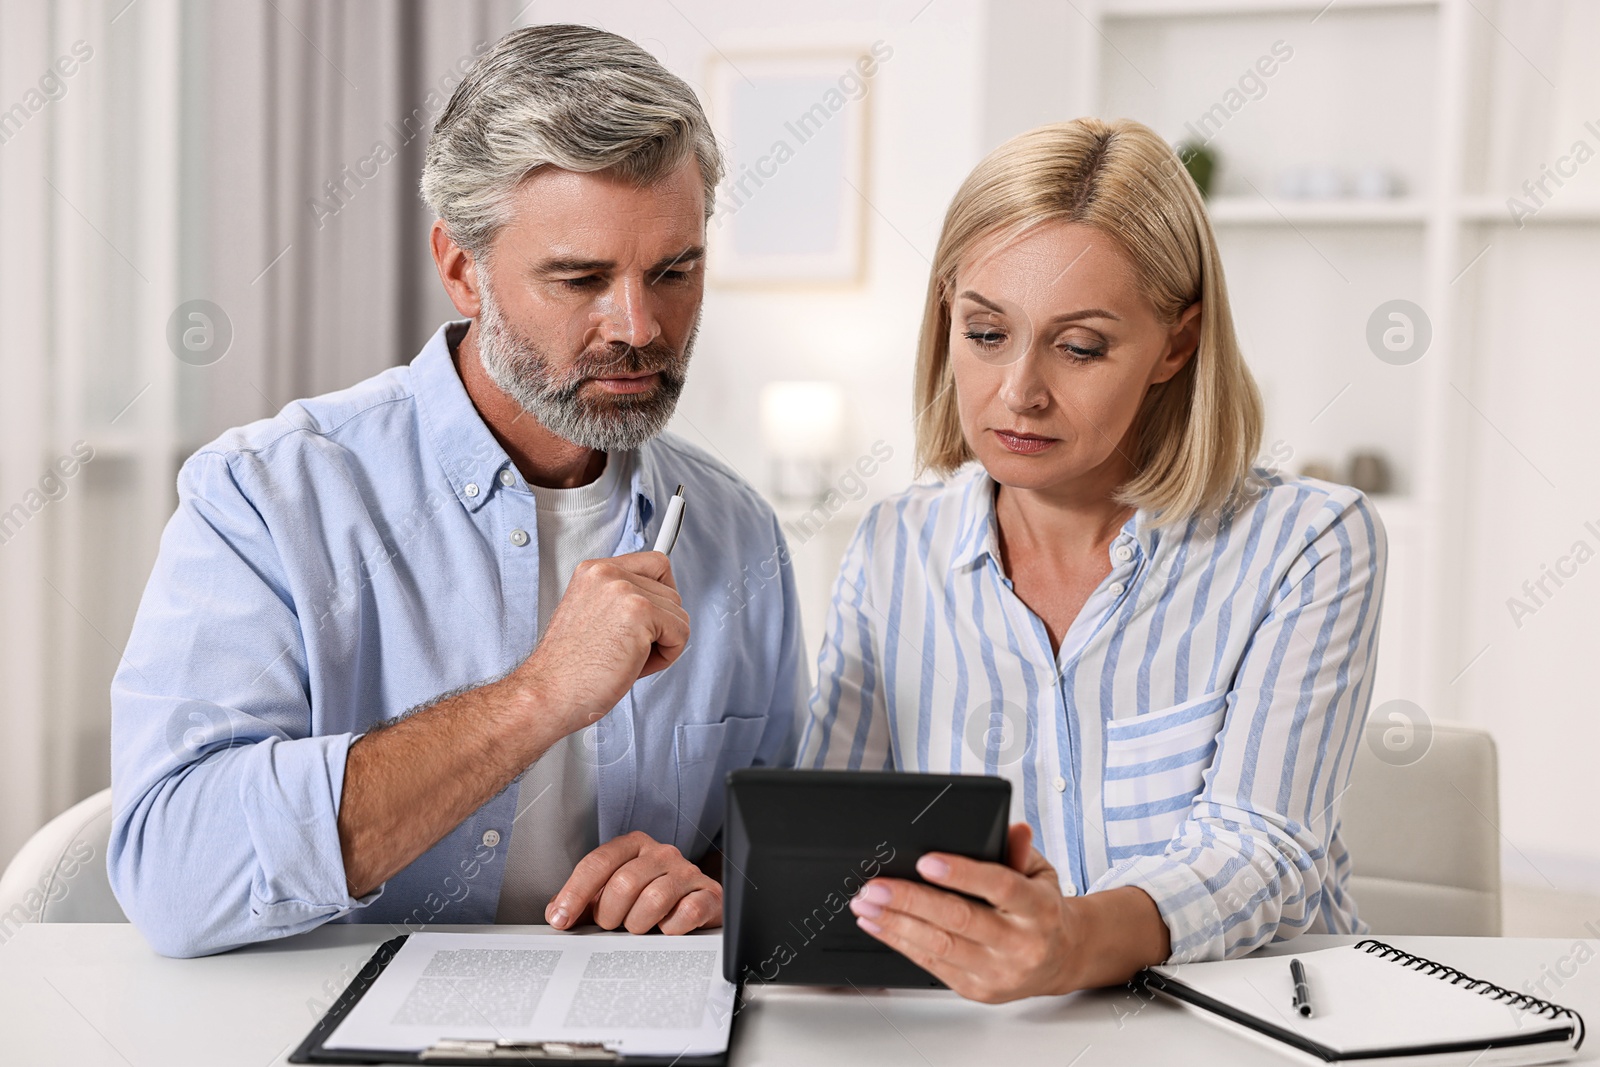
[796,465,1386,963]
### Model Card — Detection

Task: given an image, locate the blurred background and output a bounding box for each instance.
[1,0,1596,936]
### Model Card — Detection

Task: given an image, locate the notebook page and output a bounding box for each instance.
[1153,946,1571,1054]
[323,931,736,1057]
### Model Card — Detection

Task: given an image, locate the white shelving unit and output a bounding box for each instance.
[1458,195,1600,224]
[1204,197,1430,226]
[1097,0,1440,15]
[1076,0,1600,893]
[1078,0,1493,711]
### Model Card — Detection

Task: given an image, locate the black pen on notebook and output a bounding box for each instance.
[1290,957,1314,1017]
[653,484,686,556]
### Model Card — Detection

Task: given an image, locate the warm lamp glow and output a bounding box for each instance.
[759,381,845,461]
[759,381,846,502]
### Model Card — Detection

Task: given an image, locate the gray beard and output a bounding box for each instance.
[475,278,695,452]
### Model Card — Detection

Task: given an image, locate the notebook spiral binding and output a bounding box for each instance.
[1355,939,1587,1048]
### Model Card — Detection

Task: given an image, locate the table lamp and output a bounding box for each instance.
[759,381,845,504]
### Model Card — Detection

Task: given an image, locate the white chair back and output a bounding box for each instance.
[0,787,127,935]
[1340,720,1501,936]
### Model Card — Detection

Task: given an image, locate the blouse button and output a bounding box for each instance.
[464,482,480,498]
[1114,544,1134,563]
[1109,581,1126,597]
[499,469,516,487]
[510,529,530,547]
[1052,776,1067,793]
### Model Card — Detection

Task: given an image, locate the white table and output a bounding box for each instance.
[0,924,1594,1065]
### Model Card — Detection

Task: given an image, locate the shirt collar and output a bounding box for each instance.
[950,466,999,569]
[948,465,1158,569]
[410,319,657,530]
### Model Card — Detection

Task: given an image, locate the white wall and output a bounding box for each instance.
[1456,223,1600,888]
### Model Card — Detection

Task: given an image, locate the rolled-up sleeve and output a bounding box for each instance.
[108,452,375,958]
[1092,494,1387,962]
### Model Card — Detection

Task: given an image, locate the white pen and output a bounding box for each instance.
[652,484,687,556]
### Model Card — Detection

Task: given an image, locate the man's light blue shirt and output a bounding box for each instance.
[109,321,803,958]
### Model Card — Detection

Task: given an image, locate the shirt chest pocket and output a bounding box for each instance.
[1102,690,1229,860]
[673,715,770,855]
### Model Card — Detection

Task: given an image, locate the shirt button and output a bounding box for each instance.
[1109,581,1126,596]
[464,482,480,498]
[509,529,529,547]
[481,829,501,848]
[1114,545,1134,563]
[1053,775,1067,792]
[499,469,515,487]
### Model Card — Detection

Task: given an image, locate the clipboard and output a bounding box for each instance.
[288,935,738,1066]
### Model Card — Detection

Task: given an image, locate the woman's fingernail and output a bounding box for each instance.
[549,906,568,928]
[856,916,883,936]
[862,883,892,905]
[850,896,883,919]
[917,856,951,880]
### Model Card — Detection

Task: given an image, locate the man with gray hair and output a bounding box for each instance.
[108,24,804,957]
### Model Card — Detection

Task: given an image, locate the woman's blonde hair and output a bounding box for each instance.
[913,117,1263,526]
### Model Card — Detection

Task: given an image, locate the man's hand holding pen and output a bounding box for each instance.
[513,548,690,748]
[513,484,690,746]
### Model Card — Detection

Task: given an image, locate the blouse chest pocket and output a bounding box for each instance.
[1102,689,1230,861]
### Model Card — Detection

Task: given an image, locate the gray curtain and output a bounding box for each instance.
[183,0,512,447]
[0,0,520,864]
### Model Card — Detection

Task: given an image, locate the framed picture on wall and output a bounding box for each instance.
[704,47,884,286]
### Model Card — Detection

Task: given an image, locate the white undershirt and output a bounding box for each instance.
[495,451,633,924]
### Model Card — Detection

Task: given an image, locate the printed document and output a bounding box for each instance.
[323,931,736,1057]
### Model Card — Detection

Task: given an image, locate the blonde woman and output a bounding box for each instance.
[797,118,1385,1002]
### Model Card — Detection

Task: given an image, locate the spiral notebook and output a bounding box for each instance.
[1140,940,1586,1066]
